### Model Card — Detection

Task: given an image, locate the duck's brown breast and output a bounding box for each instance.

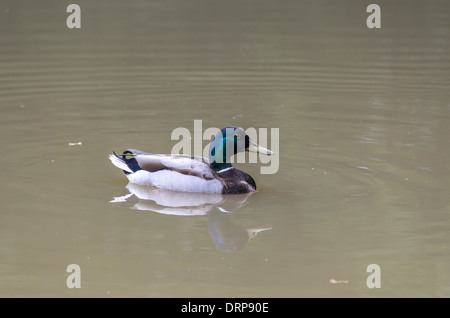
[218,168,257,194]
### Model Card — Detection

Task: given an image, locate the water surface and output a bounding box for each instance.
[0,0,449,297]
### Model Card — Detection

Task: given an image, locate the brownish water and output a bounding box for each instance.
[0,0,449,297]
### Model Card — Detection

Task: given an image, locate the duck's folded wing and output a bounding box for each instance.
[127,149,218,181]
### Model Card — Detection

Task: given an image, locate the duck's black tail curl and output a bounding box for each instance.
[110,150,142,175]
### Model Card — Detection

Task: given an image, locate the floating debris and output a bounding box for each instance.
[330,278,349,284]
[68,141,82,146]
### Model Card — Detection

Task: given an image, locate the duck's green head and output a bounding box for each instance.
[209,127,273,172]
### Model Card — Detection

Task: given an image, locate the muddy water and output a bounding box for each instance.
[0,0,449,297]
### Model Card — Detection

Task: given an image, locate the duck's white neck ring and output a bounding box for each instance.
[216,167,234,173]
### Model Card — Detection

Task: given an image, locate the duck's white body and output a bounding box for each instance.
[109,150,224,193]
[126,168,224,193]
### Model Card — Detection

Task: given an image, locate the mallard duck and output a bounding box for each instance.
[109,127,273,194]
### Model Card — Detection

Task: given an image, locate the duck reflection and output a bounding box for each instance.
[207,210,271,252]
[111,183,271,252]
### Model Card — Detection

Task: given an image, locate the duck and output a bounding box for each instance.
[109,127,273,194]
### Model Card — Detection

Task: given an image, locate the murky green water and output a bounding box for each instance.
[0,0,449,297]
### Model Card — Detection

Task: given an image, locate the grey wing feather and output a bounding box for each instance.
[128,150,218,181]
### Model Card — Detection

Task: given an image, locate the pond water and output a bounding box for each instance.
[0,0,449,297]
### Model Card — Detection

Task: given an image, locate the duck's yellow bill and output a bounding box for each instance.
[247,140,273,155]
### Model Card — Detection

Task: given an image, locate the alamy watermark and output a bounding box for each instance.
[171,120,279,174]
[366,4,381,29]
[66,264,81,288]
[66,4,380,30]
[366,264,381,288]
[66,4,81,29]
